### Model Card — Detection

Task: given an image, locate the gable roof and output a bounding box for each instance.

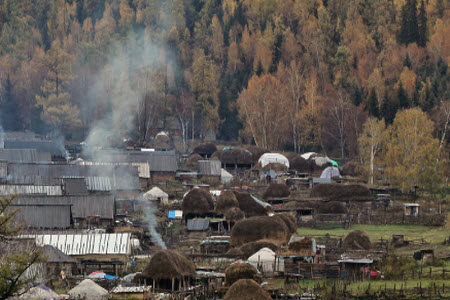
[41,245,76,263]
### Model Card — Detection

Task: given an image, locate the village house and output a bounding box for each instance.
[32,232,132,275]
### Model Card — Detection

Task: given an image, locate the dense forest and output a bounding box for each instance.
[0,0,448,157]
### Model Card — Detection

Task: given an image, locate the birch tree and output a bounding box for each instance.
[358,117,386,185]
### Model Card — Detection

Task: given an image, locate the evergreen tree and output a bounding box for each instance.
[417,0,427,47]
[366,89,380,118]
[381,92,397,124]
[399,0,419,45]
[0,76,21,130]
[397,82,410,109]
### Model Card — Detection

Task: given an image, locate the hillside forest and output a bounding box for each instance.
[0,0,449,159]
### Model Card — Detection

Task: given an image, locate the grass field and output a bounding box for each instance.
[297,224,448,244]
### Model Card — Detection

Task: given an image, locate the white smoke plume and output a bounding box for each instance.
[83,31,169,149]
[143,198,167,249]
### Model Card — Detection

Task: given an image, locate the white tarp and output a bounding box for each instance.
[258,153,289,168]
[143,187,168,204]
[247,247,284,273]
[320,166,341,179]
[301,152,317,160]
[314,156,332,167]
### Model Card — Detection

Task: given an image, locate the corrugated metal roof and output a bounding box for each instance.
[62,178,88,195]
[14,194,114,219]
[187,219,210,231]
[6,163,140,191]
[85,150,178,172]
[4,140,66,157]
[79,161,150,179]
[0,184,63,196]
[198,160,221,176]
[10,203,71,228]
[84,176,112,191]
[33,233,131,255]
[0,149,40,163]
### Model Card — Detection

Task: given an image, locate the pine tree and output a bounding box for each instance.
[417,0,427,47]
[0,76,21,130]
[381,92,397,124]
[397,82,410,109]
[399,0,419,45]
[366,89,380,118]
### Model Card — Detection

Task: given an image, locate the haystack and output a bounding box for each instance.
[182,188,214,216]
[288,154,312,172]
[230,216,288,246]
[185,154,203,170]
[224,279,271,300]
[239,240,278,259]
[318,201,347,214]
[154,132,173,150]
[263,183,290,199]
[68,279,108,300]
[288,237,313,255]
[225,262,259,285]
[246,146,267,164]
[311,184,371,200]
[142,250,195,280]
[216,190,239,213]
[225,207,245,222]
[340,160,361,177]
[273,213,297,234]
[343,230,372,250]
[234,191,267,217]
[211,148,252,165]
[226,247,244,258]
[193,143,217,158]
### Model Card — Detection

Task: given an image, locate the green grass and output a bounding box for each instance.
[297,224,448,244]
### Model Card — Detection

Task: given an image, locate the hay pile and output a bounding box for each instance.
[288,237,313,255]
[263,183,290,199]
[288,153,312,172]
[340,160,361,177]
[154,133,173,150]
[246,146,267,164]
[230,216,289,246]
[225,263,258,285]
[226,247,244,258]
[182,188,214,216]
[142,250,195,280]
[238,240,278,259]
[273,213,297,234]
[185,154,203,170]
[311,184,371,200]
[216,190,239,213]
[317,201,347,214]
[233,191,267,217]
[193,143,217,158]
[258,163,288,171]
[211,148,252,165]
[343,230,372,250]
[224,279,271,300]
[225,207,245,222]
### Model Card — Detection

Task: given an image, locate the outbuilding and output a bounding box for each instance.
[143,186,169,205]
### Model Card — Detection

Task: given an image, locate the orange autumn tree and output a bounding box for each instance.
[237,73,288,149]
